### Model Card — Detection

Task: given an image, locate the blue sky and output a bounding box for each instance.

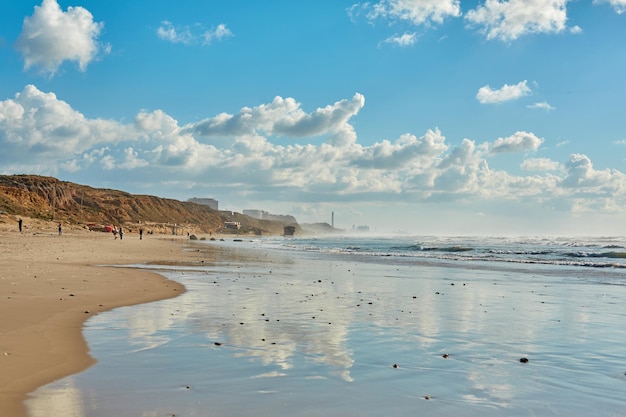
[1,0,626,235]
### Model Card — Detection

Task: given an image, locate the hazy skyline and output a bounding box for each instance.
[1,0,626,235]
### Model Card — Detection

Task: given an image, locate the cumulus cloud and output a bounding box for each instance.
[465,0,568,41]
[0,85,127,164]
[477,80,532,104]
[561,154,621,188]
[593,0,626,14]
[352,129,448,169]
[521,157,562,171]
[433,138,488,194]
[118,147,150,170]
[557,154,626,213]
[351,0,461,26]
[188,93,365,146]
[490,131,543,154]
[4,85,626,218]
[16,0,107,75]
[351,0,623,44]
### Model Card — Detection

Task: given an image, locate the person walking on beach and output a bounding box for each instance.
[58,222,62,236]
[112,226,118,239]
[119,227,124,240]
[18,218,22,232]
[139,228,143,240]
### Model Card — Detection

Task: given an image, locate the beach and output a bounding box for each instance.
[0,217,190,417]
[3,222,626,416]
[21,235,626,416]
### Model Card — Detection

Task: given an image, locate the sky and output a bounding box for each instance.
[1,0,626,235]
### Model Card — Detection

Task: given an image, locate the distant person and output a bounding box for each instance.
[139,228,143,240]
[18,218,22,232]
[58,222,62,236]
[119,227,124,240]
[112,226,118,239]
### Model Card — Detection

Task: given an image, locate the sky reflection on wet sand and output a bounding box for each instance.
[27,243,626,417]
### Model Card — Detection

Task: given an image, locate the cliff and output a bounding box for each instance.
[0,175,300,235]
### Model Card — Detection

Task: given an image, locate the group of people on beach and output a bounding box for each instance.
[17,217,146,240]
[112,226,123,239]
[112,226,144,240]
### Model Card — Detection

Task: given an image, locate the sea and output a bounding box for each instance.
[27,235,626,417]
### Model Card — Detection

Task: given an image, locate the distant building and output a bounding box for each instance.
[224,221,241,230]
[188,197,218,210]
[243,210,298,224]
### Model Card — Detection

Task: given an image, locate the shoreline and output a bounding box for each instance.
[0,219,211,417]
[9,229,626,416]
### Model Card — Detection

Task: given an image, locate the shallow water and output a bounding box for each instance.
[27,240,626,416]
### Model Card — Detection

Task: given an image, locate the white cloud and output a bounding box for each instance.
[157,21,193,44]
[433,138,487,194]
[352,129,448,169]
[0,85,128,163]
[100,154,116,171]
[203,24,234,44]
[4,85,626,222]
[383,32,418,46]
[135,109,181,138]
[355,0,461,25]
[477,80,532,104]
[593,0,626,14]
[16,0,106,76]
[188,94,366,146]
[570,25,583,34]
[559,154,626,214]
[157,21,233,45]
[490,131,543,154]
[521,157,562,171]
[118,147,149,170]
[527,101,555,111]
[465,0,568,41]
[561,154,615,188]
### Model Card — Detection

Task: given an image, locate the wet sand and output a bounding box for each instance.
[24,238,626,416]
[0,217,198,417]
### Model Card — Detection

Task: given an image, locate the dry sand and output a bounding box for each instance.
[0,216,204,417]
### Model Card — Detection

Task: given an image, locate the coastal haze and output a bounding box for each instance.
[1,1,626,235]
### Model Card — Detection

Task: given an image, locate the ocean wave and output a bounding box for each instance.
[390,244,473,253]
[261,235,626,270]
[565,251,626,259]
